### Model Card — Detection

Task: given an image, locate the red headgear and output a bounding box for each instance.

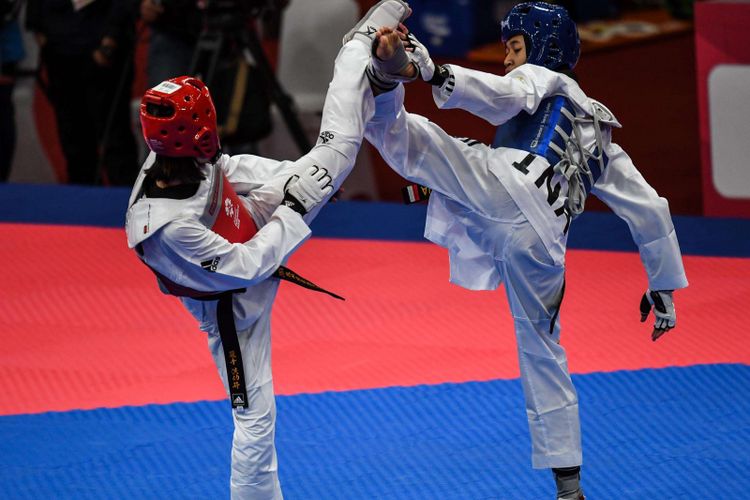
[140,76,220,160]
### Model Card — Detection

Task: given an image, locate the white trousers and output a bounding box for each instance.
[447,190,581,469]
[440,176,581,468]
[493,219,581,469]
[370,115,583,468]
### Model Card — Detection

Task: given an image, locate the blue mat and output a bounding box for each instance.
[2,364,749,499]
[1,183,748,257]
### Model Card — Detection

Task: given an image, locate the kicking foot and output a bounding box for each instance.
[374,26,417,79]
[365,26,417,94]
[342,0,411,46]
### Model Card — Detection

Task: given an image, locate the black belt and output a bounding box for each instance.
[272,265,344,300]
[215,291,250,409]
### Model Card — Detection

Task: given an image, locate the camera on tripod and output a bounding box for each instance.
[189,0,310,154]
[196,0,276,30]
[190,0,278,150]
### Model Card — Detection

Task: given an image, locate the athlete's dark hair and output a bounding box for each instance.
[144,155,205,184]
[556,66,579,82]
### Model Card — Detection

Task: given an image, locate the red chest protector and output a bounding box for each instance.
[205,167,258,244]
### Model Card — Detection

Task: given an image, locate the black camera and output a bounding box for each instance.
[197,0,277,29]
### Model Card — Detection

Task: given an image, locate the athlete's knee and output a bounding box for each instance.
[231,385,277,467]
[233,392,275,437]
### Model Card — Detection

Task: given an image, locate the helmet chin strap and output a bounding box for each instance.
[208,149,222,164]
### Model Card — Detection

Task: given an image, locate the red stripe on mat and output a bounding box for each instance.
[1,223,748,415]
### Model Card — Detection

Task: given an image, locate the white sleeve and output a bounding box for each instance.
[160,204,311,291]
[219,154,287,195]
[432,64,577,126]
[365,85,491,200]
[221,151,336,228]
[591,142,688,291]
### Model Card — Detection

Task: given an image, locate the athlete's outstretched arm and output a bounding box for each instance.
[592,142,687,341]
[430,63,585,126]
[592,142,688,293]
[403,32,581,126]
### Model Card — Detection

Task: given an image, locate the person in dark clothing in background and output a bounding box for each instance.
[26,0,139,186]
[0,0,24,182]
[139,0,201,87]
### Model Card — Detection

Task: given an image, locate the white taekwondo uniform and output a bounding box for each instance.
[125,39,374,499]
[365,63,688,469]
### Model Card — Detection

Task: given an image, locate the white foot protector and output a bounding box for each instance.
[342,0,410,46]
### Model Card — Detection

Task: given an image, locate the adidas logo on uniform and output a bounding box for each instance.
[319,131,335,144]
[232,394,246,406]
[201,256,220,272]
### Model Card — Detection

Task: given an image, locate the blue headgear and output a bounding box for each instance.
[501,2,580,70]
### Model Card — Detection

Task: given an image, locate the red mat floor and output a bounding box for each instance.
[1,223,748,415]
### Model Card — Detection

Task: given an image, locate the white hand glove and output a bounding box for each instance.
[282,166,333,215]
[639,289,676,341]
[404,31,435,82]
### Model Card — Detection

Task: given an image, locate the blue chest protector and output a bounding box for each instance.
[492,95,574,167]
[492,96,609,203]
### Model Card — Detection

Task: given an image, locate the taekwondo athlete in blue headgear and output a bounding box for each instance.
[361,2,688,498]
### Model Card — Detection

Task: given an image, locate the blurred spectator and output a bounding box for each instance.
[0,0,24,182]
[26,0,139,185]
[140,0,201,87]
